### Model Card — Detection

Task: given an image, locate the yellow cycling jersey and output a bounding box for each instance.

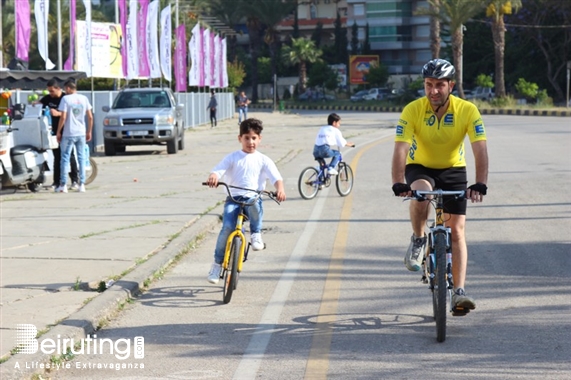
[395,95,487,169]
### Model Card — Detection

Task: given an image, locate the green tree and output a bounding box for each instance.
[362,24,371,55]
[333,11,348,65]
[365,62,390,88]
[485,0,522,98]
[311,21,323,48]
[307,61,338,94]
[351,22,359,55]
[227,58,246,91]
[282,37,322,93]
[475,73,494,88]
[505,0,571,102]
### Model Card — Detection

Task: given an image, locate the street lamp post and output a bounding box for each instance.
[567,61,570,108]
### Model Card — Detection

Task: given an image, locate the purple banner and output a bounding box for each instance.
[199,27,205,87]
[174,24,187,92]
[15,0,31,62]
[119,0,128,77]
[210,32,215,87]
[64,0,76,70]
[137,0,150,77]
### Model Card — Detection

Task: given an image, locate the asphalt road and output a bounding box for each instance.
[3,111,571,379]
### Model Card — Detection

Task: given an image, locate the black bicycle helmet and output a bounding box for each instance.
[422,59,456,80]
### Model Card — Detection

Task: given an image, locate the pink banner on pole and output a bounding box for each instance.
[64,0,76,70]
[174,24,187,92]
[210,32,215,87]
[137,0,150,77]
[119,0,128,77]
[198,27,205,87]
[15,0,31,62]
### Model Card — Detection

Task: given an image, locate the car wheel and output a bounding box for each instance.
[104,140,116,156]
[167,129,178,154]
[178,126,185,151]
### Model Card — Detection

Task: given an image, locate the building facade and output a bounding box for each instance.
[346,0,431,76]
[277,0,349,45]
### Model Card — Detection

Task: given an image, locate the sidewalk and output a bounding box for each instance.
[0,109,396,379]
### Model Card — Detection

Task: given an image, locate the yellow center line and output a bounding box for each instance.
[304,137,391,379]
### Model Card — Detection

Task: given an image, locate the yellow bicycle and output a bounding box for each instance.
[203,182,280,304]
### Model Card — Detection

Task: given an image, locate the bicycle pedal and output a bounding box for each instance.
[451,306,470,317]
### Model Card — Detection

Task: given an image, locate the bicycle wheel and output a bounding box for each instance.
[223,236,240,304]
[84,157,98,185]
[335,162,354,196]
[298,167,320,199]
[433,232,448,342]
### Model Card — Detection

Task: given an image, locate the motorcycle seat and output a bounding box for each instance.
[11,145,38,155]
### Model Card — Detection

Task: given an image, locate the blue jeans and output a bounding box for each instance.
[214,196,263,264]
[238,107,248,123]
[60,135,86,185]
[313,144,341,169]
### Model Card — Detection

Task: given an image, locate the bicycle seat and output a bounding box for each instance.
[315,157,327,167]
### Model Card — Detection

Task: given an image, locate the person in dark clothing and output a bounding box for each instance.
[40,79,79,189]
[207,89,218,128]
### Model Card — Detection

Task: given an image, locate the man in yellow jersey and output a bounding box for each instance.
[391,59,489,314]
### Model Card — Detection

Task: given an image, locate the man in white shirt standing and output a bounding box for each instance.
[313,113,355,175]
[55,80,93,193]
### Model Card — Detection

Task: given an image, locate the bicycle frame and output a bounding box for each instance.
[408,189,466,342]
[223,207,248,273]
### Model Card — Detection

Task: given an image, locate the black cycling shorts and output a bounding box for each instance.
[405,164,468,215]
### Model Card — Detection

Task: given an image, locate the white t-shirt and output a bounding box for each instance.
[58,93,92,137]
[314,125,347,147]
[211,150,283,197]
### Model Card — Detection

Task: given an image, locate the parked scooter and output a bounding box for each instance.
[0,104,51,192]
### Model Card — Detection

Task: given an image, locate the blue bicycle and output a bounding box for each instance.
[298,153,354,199]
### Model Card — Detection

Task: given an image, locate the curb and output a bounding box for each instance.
[1,209,222,380]
[250,103,571,117]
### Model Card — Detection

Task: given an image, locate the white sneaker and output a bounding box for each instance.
[70,182,79,190]
[207,263,221,284]
[55,185,68,193]
[251,232,264,251]
[328,167,339,175]
[78,184,86,193]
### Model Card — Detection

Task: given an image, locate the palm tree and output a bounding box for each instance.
[485,0,522,98]
[282,37,322,93]
[420,0,486,98]
[430,0,441,59]
[244,0,297,84]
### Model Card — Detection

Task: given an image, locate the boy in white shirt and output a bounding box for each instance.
[205,118,286,284]
[313,113,355,175]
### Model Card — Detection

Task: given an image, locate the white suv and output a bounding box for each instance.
[102,88,185,156]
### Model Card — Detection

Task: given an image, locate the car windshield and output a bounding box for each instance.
[355,91,368,96]
[113,91,171,109]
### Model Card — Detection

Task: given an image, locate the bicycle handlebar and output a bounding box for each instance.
[202,182,281,205]
[407,189,467,201]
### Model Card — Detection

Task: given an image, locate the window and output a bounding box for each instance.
[310,4,317,19]
[354,4,365,16]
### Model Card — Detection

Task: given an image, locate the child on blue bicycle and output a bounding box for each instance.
[205,118,286,284]
[313,113,355,175]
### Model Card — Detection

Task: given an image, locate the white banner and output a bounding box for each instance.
[222,37,228,88]
[159,5,171,81]
[83,0,92,76]
[76,21,123,78]
[188,23,200,86]
[147,0,161,78]
[203,28,211,88]
[34,0,55,70]
[213,34,221,89]
[126,0,139,79]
